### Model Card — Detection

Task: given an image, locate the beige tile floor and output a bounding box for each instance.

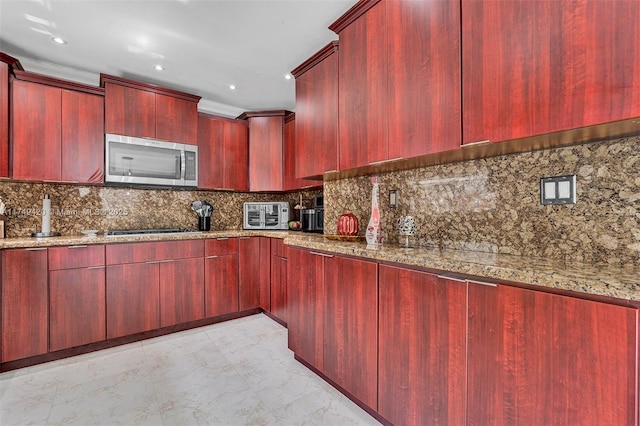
[0,314,381,425]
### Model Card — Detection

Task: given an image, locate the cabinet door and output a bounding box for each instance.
[0,61,9,178]
[1,248,48,362]
[49,267,106,351]
[283,117,317,190]
[378,266,467,426]
[323,256,378,409]
[222,119,249,191]
[156,93,197,145]
[337,0,387,170]
[387,0,461,157]
[248,116,284,191]
[197,114,224,189]
[462,0,640,144]
[467,283,638,425]
[61,90,105,183]
[106,263,160,339]
[205,254,239,317]
[270,255,288,324]
[294,46,338,178]
[287,248,324,370]
[159,257,204,327]
[104,82,156,138]
[238,237,271,311]
[11,80,61,181]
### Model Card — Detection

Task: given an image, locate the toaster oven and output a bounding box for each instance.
[243,202,289,230]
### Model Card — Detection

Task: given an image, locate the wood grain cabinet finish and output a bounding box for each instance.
[467,282,638,426]
[245,113,285,192]
[1,248,49,362]
[204,238,239,317]
[106,240,204,265]
[106,262,160,339]
[283,115,319,190]
[323,256,378,409]
[159,257,205,327]
[48,244,105,270]
[11,76,104,183]
[238,237,271,311]
[11,80,62,181]
[156,93,197,145]
[198,114,249,191]
[378,265,467,426]
[386,0,461,157]
[102,75,200,145]
[0,55,14,178]
[287,247,325,371]
[292,42,339,179]
[270,238,288,324]
[462,0,640,144]
[333,0,387,170]
[49,267,106,351]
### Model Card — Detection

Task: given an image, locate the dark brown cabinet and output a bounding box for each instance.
[197,113,249,191]
[238,236,271,311]
[205,237,240,317]
[323,255,378,409]
[159,257,204,327]
[287,247,325,371]
[241,111,286,192]
[378,266,467,426]
[1,248,49,362]
[467,282,638,425]
[105,240,204,338]
[102,74,200,145]
[462,0,640,145]
[11,73,104,183]
[330,0,461,170]
[291,42,339,179]
[269,238,288,324]
[48,245,106,352]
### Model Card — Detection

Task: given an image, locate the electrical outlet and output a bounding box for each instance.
[540,175,576,205]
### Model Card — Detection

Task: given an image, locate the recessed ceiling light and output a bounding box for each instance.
[284,74,292,80]
[229,84,237,90]
[154,64,165,71]
[51,36,67,45]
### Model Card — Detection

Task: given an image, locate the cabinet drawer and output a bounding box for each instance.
[106,240,204,265]
[48,244,105,270]
[205,237,238,257]
[271,238,286,258]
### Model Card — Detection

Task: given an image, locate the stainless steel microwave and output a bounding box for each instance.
[105,134,198,188]
[243,202,289,230]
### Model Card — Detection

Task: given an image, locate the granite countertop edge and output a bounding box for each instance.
[1,231,638,303]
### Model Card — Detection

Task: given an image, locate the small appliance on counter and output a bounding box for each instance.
[243,202,289,230]
[302,195,324,233]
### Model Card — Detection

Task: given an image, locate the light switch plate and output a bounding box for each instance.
[540,175,576,205]
[389,190,398,208]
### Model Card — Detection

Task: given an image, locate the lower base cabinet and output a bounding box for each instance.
[159,257,204,327]
[205,254,239,317]
[49,267,106,351]
[106,262,160,339]
[467,282,638,425]
[378,265,467,426]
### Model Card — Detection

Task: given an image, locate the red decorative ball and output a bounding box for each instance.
[338,211,359,236]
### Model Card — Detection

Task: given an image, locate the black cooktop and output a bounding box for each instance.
[105,228,200,237]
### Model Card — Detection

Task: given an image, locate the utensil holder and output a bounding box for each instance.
[198,216,210,231]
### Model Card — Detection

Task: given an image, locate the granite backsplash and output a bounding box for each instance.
[0,183,321,237]
[324,135,640,266]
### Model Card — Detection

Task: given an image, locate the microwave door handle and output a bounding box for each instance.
[180,150,186,181]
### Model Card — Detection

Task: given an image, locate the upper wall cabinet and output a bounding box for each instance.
[291,41,339,180]
[283,114,320,191]
[462,0,640,144]
[198,113,249,191]
[330,0,461,171]
[0,53,21,179]
[101,74,201,145]
[11,71,105,183]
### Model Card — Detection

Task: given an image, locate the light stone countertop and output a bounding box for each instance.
[1,231,638,303]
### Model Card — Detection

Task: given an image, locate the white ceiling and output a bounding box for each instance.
[0,0,356,117]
